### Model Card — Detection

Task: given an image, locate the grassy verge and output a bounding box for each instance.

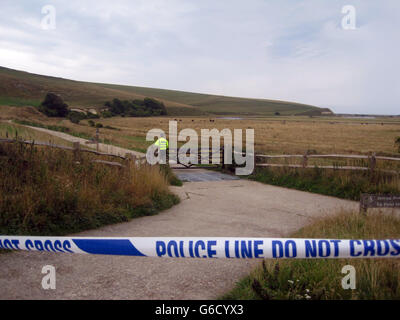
[249,166,400,201]
[160,164,183,186]
[0,141,179,236]
[221,210,400,300]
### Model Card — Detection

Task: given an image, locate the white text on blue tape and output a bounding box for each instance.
[1,237,399,259]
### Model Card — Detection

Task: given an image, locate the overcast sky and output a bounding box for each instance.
[1,0,399,114]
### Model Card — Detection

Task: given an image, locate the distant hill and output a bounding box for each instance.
[0,66,330,116]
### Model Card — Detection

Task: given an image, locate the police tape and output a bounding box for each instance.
[0,236,399,259]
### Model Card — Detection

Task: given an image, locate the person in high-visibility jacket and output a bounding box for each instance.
[154,133,168,163]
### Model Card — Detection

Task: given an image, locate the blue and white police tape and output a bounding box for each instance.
[0,236,400,259]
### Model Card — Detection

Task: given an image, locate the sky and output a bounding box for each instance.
[0,0,399,114]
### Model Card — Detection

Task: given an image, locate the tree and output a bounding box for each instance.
[38,93,69,117]
[144,97,167,115]
[103,97,167,117]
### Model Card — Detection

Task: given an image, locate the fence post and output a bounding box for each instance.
[359,193,368,215]
[125,153,134,163]
[369,153,376,172]
[221,146,225,169]
[124,153,134,175]
[302,153,308,168]
[96,128,100,152]
[73,141,80,162]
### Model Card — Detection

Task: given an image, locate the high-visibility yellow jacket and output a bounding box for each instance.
[155,137,169,150]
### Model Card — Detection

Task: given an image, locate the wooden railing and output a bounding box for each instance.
[254,153,400,173]
[0,139,144,168]
[3,138,399,173]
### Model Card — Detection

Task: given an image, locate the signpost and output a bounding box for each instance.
[360,194,400,214]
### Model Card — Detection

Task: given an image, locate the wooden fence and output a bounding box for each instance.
[254,153,400,173]
[2,138,400,173]
[0,138,144,168]
[170,148,400,172]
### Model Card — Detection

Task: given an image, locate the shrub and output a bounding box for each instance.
[37,93,69,117]
[86,111,100,119]
[103,97,167,117]
[67,111,87,124]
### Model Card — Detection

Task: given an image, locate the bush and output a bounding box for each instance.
[103,97,167,117]
[37,93,69,117]
[67,111,87,124]
[86,111,100,119]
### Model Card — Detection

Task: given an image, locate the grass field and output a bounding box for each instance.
[85,116,400,156]
[0,66,325,116]
[2,106,400,156]
[222,210,400,300]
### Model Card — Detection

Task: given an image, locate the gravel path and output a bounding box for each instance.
[23,125,144,158]
[0,173,357,300]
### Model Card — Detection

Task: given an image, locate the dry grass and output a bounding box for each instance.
[2,106,400,156]
[222,209,400,300]
[0,141,178,236]
[78,116,400,156]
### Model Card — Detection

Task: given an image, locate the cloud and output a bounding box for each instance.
[0,0,399,114]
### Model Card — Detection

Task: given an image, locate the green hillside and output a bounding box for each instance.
[0,66,328,116]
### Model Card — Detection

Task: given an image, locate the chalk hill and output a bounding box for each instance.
[0,66,330,116]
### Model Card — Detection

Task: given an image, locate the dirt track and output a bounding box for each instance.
[0,171,357,300]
